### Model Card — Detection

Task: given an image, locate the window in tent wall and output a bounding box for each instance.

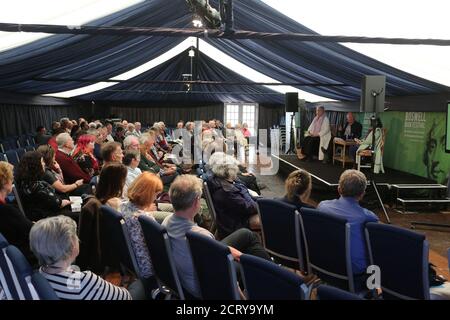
[224,103,258,136]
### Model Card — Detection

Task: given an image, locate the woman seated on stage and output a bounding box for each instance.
[351,117,384,173]
[278,169,315,211]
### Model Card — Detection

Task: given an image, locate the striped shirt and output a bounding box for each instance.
[40,267,132,300]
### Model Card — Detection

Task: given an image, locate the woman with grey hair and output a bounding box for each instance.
[206,153,260,239]
[30,215,144,300]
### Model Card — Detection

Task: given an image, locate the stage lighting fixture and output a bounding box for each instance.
[186,0,221,29]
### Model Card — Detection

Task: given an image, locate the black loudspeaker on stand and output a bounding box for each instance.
[285,93,298,154]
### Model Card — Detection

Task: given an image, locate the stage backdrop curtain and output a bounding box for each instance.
[0,104,86,139]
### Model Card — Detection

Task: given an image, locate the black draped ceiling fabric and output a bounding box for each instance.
[0,0,448,103]
[77,48,283,104]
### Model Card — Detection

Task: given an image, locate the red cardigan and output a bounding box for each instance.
[55,149,91,184]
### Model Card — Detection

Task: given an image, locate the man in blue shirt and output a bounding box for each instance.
[318,169,379,275]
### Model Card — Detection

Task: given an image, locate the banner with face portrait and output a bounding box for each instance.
[366,111,450,184]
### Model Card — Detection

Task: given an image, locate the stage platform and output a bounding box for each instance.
[273,154,437,188]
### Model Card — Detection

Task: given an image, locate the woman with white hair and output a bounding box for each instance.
[205,152,260,239]
[30,215,144,300]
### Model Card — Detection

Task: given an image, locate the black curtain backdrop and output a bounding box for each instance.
[0,104,87,139]
[0,102,284,140]
[108,104,224,128]
[259,104,284,131]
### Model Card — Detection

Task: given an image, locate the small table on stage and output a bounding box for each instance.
[333,138,357,168]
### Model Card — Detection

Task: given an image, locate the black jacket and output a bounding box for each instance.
[18,180,62,221]
[337,121,363,139]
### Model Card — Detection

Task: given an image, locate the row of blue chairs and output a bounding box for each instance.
[256,198,439,300]
[0,134,36,153]
[0,146,36,168]
[98,205,360,300]
[0,233,58,300]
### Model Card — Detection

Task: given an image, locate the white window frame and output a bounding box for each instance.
[224,103,259,137]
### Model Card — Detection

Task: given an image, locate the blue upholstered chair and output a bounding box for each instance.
[186,230,240,300]
[299,208,356,292]
[5,149,19,167]
[138,215,185,299]
[0,233,19,300]
[365,222,430,300]
[256,198,306,271]
[100,205,141,278]
[5,245,58,300]
[317,284,364,300]
[240,254,308,300]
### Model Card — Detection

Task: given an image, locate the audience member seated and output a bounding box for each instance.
[153,122,171,152]
[278,169,315,211]
[114,126,125,148]
[35,125,51,146]
[72,134,100,177]
[299,105,331,161]
[37,145,90,197]
[120,172,167,289]
[162,175,271,298]
[31,215,144,300]
[77,163,128,272]
[55,133,91,184]
[60,117,73,133]
[123,135,140,153]
[123,150,142,198]
[0,161,35,263]
[16,151,72,221]
[105,122,114,142]
[101,141,124,167]
[206,153,260,239]
[318,170,378,277]
[93,127,107,163]
[138,133,176,186]
[47,127,65,152]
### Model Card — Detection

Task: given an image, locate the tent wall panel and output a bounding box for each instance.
[0,104,87,139]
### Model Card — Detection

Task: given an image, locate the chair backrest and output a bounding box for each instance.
[138,215,185,299]
[99,205,138,276]
[299,208,355,292]
[365,222,430,300]
[12,184,26,216]
[30,272,59,300]
[24,145,35,152]
[16,148,26,160]
[256,198,305,271]
[240,254,307,300]
[0,233,18,300]
[186,230,240,300]
[202,181,217,223]
[5,150,19,166]
[317,284,363,300]
[5,245,38,300]
[0,153,6,162]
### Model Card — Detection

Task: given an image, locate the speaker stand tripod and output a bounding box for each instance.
[368,91,390,224]
[286,113,296,154]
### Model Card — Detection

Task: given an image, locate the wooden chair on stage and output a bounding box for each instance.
[356,128,387,172]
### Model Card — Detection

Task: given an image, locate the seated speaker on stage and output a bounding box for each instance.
[299,105,331,161]
[354,118,385,174]
[322,112,363,163]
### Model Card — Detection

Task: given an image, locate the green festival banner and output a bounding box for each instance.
[359,111,449,184]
